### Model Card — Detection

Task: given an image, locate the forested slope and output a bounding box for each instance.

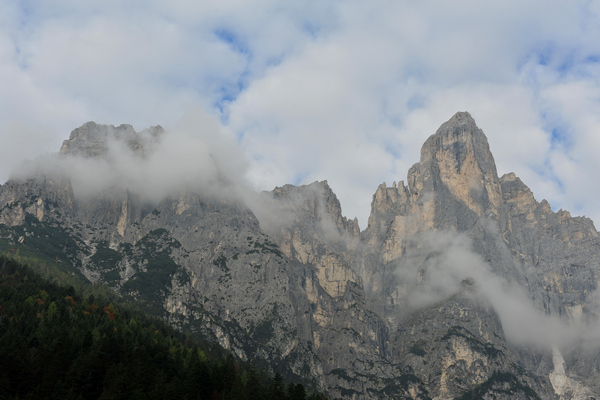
[0,257,327,400]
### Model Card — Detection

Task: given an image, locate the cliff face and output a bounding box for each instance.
[0,113,599,399]
[359,112,600,398]
[59,121,164,158]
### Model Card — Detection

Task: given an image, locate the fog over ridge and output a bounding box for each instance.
[10,110,600,360]
[11,109,252,205]
[393,229,600,351]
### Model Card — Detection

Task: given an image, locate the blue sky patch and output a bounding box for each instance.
[292,173,308,186]
[214,28,250,56]
[585,55,600,63]
[213,70,250,118]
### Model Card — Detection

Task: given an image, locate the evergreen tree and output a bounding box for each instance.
[269,373,287,400]
[288,383,307,400]
[0,257,330,400]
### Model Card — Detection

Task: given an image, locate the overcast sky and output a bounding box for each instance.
[2,0,600,229]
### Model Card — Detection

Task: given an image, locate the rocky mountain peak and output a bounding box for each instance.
[364,112,506,266]
[60,121,164,158]
[5,112,600,399]
[270,180,360,239]
[418,111,498,179]
[406,112,504,227]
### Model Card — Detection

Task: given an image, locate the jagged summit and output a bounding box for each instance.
[269,180,360,238]
[3,112,600,398]
[419,111,498,178]
[405,111,504,228]
[366,112,503,241]
[60,121,164,158]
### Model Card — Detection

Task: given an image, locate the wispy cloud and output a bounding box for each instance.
[394,230,600,348]
[1,0,600,228]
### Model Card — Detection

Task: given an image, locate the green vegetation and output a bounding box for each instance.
[246,236,283,257]
[213,255,231,282]
[90,242,122,269]
[213,255,229,271]
[252,319,275,342]
[0,216,87,274]
[454,371,540,400]
[120,229,182,316]
[0,258,328,400]
[0,249,121,309]
[367,373,430,399]
[90,241,123,285]
[337,387,362,398]
[329,368,355,382]
[441,326,503,358]
[175,268,192,286]
[409,339,427,357]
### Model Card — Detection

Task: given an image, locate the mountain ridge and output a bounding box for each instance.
[1,112,598,399]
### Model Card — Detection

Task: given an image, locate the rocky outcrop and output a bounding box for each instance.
[60,121,164,158]
[1,116,599,399]
[359,112,600,398]
[263,181,360,298]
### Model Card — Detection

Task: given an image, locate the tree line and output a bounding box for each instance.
[0,257,328,400]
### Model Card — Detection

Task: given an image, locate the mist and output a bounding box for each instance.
[10,109,251,205]
[246,181,361,254]
[9,108,600,354]
[394,230,600,350]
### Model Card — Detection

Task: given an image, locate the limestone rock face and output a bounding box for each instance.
[2,117,600,399]
[363,112,503,259]
[60,121,164,158]
[262,181,360,298]
[391,281,550,400]
[361,112,600,398]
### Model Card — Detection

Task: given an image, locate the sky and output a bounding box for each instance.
[1,0,600,229]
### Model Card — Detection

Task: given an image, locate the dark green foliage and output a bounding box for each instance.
[363,373,432,400]
[395,373,422,388]
[213,255,232,283]
[306,394,328,400]
[409,340,427,357]
[0,258,327,400]
[337,387,362,397]
[174,268,191,286]
[288,382,307,400]
[90,241,123,284]
[90,242,122,268]
[441,326,503,358]
[0,217,88,279]
[213,255,229,271]
[246,236,283,257]
[252,319,274,342]
[121,229,182,315]
[329,368,355,382]
[0,253,120,309]
[269,373,287,400]
[454,371,541,400]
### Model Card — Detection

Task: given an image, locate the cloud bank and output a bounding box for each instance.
[394,230,600,349]
[12,110,250,204]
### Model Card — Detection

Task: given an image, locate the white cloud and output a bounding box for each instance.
[13,109,248,205]
[1,0,600,229]
[394,230,600,348]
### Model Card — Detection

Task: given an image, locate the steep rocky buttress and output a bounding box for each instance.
[1,113,599,399]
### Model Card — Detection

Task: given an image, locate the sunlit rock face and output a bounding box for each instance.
[1,114,599,399]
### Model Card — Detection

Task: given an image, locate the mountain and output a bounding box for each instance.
[1,112,599,399]
[0,257,330,400]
